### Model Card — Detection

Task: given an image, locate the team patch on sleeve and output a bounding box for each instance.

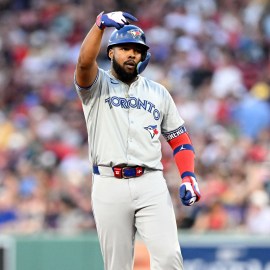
[162,126,187,141]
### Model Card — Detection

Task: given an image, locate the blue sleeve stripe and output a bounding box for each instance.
[173,144,195,156]
[181,171,196,179]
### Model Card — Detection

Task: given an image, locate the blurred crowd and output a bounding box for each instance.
[0,0,269,235]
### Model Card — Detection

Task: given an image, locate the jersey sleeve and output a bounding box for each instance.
[161,91,185,140]
[74,68,104,105]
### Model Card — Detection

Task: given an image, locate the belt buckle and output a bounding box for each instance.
[122,167,132,179]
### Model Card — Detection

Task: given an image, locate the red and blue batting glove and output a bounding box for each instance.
[179,176,201,206]
[96,11,138,30]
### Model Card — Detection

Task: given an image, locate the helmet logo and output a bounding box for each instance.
[128,29,142,39]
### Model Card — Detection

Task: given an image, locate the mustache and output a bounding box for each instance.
[124,60,136,66]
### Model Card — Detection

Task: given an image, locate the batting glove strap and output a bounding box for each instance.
[179,176,201,206]
[95,11,138,30]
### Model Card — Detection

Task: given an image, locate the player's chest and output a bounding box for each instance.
[103,86,163,122]
[103,81,163,111]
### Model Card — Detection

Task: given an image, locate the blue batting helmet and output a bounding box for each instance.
[107,25,149,55]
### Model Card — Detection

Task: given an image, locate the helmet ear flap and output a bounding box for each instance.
[141,49,147,61]
[137,52,151,74]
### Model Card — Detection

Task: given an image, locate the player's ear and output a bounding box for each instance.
[108,48,114,60]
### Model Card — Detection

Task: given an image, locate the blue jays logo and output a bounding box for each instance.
[144,125,159,139]
[128,29,142,39]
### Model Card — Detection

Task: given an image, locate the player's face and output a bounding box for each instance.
[110,44,143,83]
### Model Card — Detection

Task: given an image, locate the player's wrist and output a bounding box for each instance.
[181,171,196,181]
[181,176,195,184]
[96,11,106,30]
[179,172,201,206]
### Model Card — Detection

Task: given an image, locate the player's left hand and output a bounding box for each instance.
[179,176,201,206]
[96,11,138,30]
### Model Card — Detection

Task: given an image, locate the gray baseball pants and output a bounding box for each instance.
[92,170,184,270]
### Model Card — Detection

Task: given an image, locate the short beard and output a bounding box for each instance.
[112,57,138,84]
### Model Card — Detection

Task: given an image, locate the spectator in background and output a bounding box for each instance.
[55,193,94,234]
[210,48,245,99]
[233,81,270,140]
[192,200,230,232]
[245,189,270,234]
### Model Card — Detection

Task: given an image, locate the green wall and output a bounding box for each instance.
[15,233,103,270]
[2,232,269,270]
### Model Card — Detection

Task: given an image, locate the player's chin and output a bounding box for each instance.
[124,65,136,73]
[124,68,138,78]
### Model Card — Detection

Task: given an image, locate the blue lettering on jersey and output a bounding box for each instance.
[105,96,160,120]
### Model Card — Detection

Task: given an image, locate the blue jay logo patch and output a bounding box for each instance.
[128,29,142,39]
[144,125,159,139]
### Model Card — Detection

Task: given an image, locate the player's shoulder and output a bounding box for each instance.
[101,68,123,85]
[93,67,110,80]
[99,68,110,79]
[139,76,170,96]
[139,75,164,87]
[91,68,119,88]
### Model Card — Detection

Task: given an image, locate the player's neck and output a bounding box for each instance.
[110,69,138,86]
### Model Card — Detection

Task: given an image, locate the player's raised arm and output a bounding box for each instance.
[75,24,103,88]
[75,11,137,88]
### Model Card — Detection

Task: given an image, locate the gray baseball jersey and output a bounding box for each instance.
[74,68,185,170]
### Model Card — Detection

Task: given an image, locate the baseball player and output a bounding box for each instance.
[74,11,201,270]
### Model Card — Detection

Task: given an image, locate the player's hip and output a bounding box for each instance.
[91,170,169,203]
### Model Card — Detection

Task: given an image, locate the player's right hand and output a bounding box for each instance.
[96,11,138,30]
[179,176,201,206]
